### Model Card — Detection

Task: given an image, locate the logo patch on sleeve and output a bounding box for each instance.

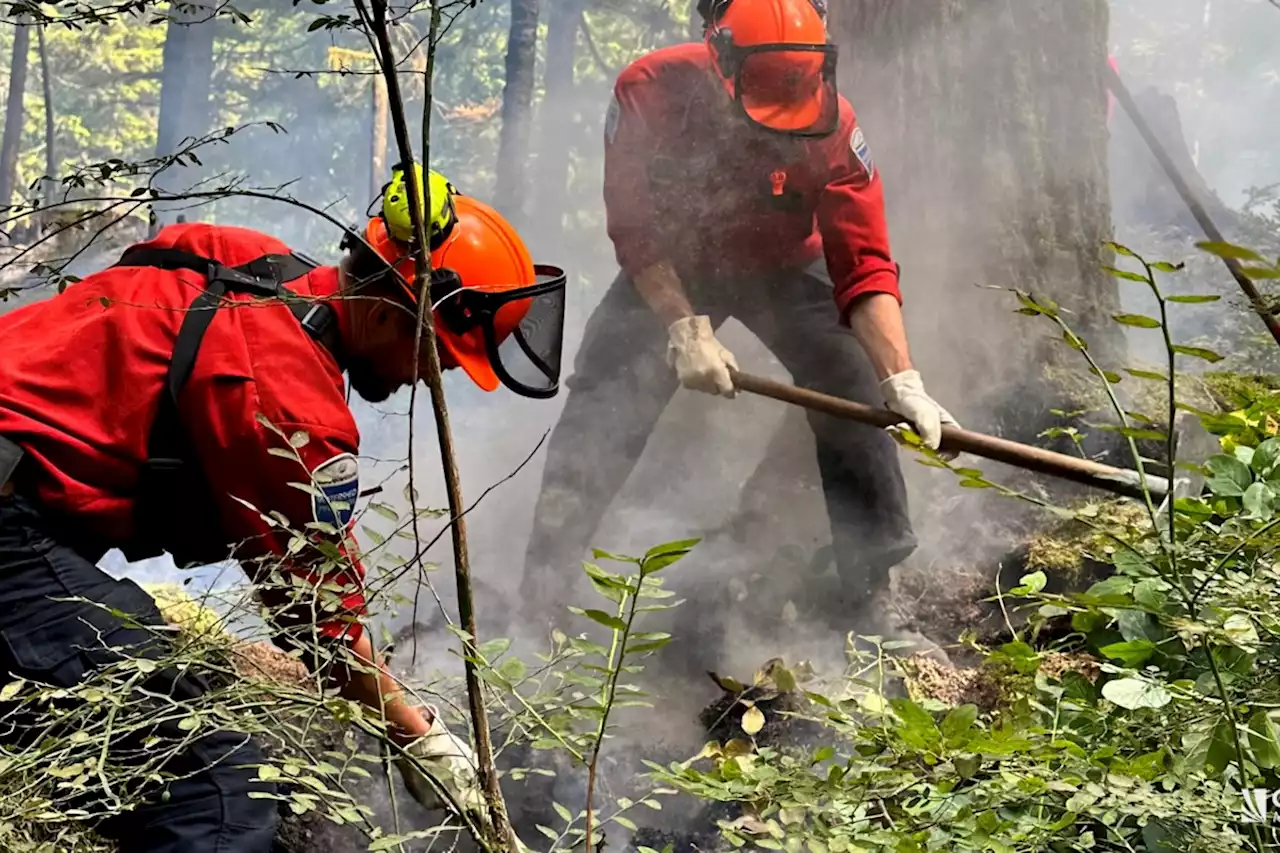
[312,453,359,528]
[850,127,876,184]
[605,95,621,146]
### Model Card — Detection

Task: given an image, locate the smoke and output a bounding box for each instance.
[6,0,1279,847]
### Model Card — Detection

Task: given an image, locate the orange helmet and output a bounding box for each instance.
[352,173,567,398]
[700,0,839,137]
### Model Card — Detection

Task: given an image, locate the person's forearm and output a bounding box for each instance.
[633,260,694,327]
[331,627,433,747]
[846,292,914,381]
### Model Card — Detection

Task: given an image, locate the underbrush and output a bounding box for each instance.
[6,240,1280,852]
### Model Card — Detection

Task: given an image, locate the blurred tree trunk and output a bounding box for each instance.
[37,25,54,205]
[371,75,388,201]
[0,21,31,208]
[533,0,583,242]
[494,0,540,226]
[155,4,217,220]
[831,1,1122,440]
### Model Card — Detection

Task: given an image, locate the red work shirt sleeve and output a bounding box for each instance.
[818,103,903,325]
[603,72,666,277]
[192,381,368,646]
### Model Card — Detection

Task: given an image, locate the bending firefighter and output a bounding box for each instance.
[521,0,955,649]
[0,164,566,852]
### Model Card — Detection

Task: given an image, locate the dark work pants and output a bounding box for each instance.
[0,492,278,853]
[520,264,916,624]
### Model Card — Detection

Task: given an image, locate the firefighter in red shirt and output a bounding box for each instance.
[0,166,566,852]
[521,0,955,652]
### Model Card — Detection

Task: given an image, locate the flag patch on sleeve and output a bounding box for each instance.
[605,95,621,145]
[850,126,875,183]
[312,453,359,528]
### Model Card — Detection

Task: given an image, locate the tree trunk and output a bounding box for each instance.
[494,0,541,225]
[832,1,1122,440]
[37,25,54,206]
[0,22,31,208]
[532,0,583,243]
[371,75,388,202]
[154,3,217,220]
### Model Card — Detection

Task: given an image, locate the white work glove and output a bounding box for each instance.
[397,708,485,815]
[880,369,960,458]
[667,315,739,397]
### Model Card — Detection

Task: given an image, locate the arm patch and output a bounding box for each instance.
[605,95,622,145]
[850,126,876,185]
[312,453,359,527]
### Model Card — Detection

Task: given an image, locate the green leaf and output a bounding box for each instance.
[0,680,24,702]
[1150,261,1186,273]
[1172,345,1225,363]
[498,657,527,682]
[1249,711,1280,770]
[1104,241,1138,258]
[477,637,510,660]
[1240,265,1280,279]
[941,704,978,739]
[1010,570,1047,595]
[568,608,628,632]
[553,801,573,823]
[1101,677,1171,710]
[1112,313,1162,329]
[1252,438,1280,477]
[1098,639,1156,667]
[1243,481,1275,520]
[1125,368,1168,381]
[1165,294,1219,303]
[1102,267,1151,284]
[1196,241,1264,262]
[1088,366,1124,384]
[1204,455,1253,497]
[741,706,765,735]
[644,538,700,560]
[367,502,398,522]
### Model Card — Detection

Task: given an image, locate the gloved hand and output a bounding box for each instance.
[667,315,739,397]
[880,369,960,458]
[397,708,485,815]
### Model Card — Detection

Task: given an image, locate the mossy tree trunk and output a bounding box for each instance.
[830,1,1122,438]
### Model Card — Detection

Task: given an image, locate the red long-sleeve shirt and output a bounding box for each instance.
[603,43,900,322]
[0,223,366,642]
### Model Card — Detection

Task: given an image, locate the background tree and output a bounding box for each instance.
[531,0,585,245]
[831,1,1122,441]
[493,0,540,225]
[0,19,30,207]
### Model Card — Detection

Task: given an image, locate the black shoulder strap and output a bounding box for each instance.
[116,245,341,563]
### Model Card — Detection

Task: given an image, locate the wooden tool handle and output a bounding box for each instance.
[731,370,1170,503]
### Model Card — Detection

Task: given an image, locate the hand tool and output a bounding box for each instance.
[731,369,1172,503]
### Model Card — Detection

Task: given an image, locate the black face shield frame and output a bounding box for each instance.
[429,265,568,399]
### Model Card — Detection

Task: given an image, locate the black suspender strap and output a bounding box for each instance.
[111,245,340,564]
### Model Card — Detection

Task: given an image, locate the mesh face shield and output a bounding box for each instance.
[431,265,567,399]
[714,36,841,138]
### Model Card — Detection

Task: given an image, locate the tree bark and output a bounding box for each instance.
[832,1,1122,439]
[0,21,31,208]
[154,2,217,220]
[533,0,583,242]
[371,74,388,201]
[494,0,541,225]
[37,25,54,206]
